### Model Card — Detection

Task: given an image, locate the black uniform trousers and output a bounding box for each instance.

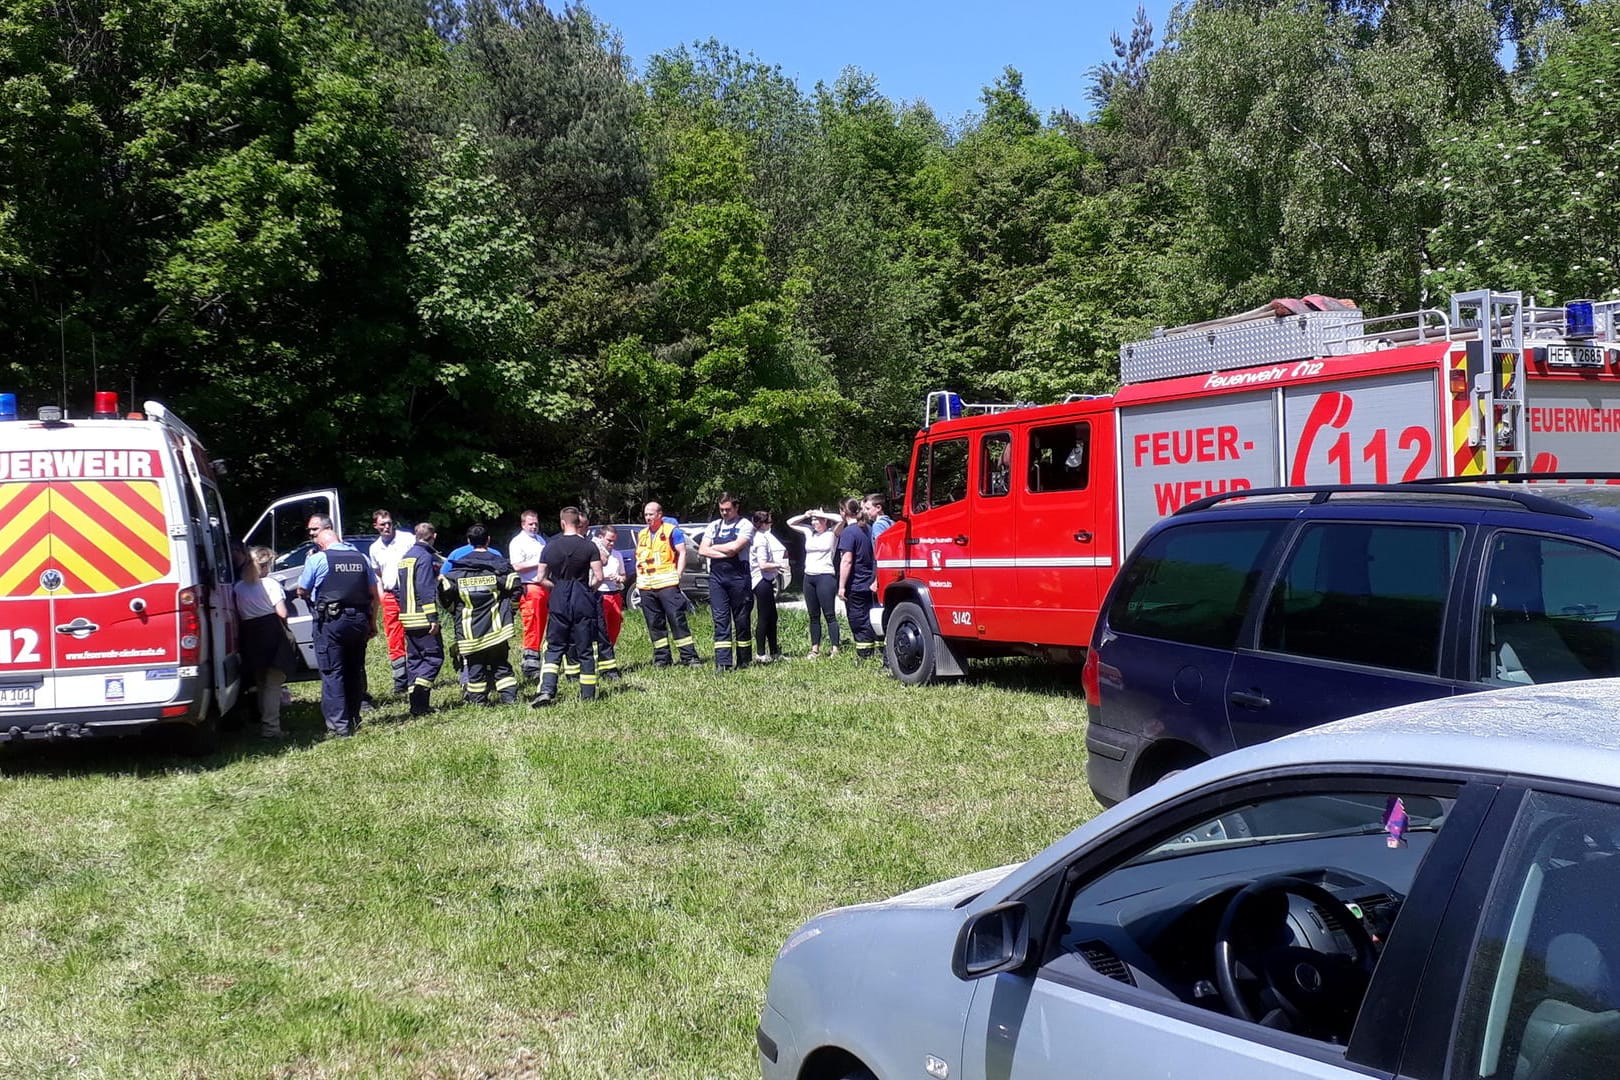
[539,581,598,701]
[314,608,370,735]
[639,585,699,665]
[753,579,779,657]
[846,588,879,660]
[709,572,753,670]
[405,626,444,714]
[463,644,517,705]
[562,590,619,679]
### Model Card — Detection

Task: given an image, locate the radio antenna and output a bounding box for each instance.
[91,333,99,394]
[59,304,68,409]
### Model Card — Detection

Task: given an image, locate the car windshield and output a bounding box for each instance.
[1126,791,1453,865]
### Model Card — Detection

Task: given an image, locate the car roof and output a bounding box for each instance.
[1177,479,1620,524]
[1219,678,1620,791]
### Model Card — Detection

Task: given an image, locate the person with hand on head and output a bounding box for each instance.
[699,493,755,670]
[788,507,843,658]
[749,510,787,663]
[294,527,376,737]
[393,522,444,717]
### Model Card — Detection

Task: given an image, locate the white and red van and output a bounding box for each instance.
[0,394,313,748]
[877,289,1620,683]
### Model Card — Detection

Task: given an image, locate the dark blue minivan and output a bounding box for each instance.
[1084,480,1620,806]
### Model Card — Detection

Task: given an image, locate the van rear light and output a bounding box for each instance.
[178,586,202,664]
[1082,647,1101,707]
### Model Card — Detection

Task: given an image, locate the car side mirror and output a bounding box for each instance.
[952,901,1029,980]
[885,463,904,513]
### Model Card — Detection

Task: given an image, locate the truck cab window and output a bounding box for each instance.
[1028,423,1090,493]
[980,433,1012,498]
[929,438,969,509]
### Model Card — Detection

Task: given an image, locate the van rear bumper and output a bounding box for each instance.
[0,702,202,743]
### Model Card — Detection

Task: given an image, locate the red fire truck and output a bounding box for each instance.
[877,288,1620,683]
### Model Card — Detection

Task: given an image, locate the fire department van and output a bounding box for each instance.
[0,393,246,748]
[878,288,1620,683]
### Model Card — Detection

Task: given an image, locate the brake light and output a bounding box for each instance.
[1082,647,1101,707]
[178,586,202,664]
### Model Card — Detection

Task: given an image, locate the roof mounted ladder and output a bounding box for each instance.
[1450,290,1528,474]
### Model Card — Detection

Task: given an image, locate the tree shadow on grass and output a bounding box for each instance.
[0,697,356,779]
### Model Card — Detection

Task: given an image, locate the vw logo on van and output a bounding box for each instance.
[39,568,64,592]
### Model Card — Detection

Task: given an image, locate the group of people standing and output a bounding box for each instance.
[229,492,894,741]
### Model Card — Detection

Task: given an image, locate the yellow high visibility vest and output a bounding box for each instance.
[635,521,682,589]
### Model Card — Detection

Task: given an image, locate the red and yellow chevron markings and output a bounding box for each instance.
[0,480,170,597]
[1450,351,1482,475]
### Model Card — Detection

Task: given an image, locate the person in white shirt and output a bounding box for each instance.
[508,509,549,684]
[788,508,843,657]
[368,509,417,694]
[749,511,788,662]
[234,546,297,737]
[593,525,627,646]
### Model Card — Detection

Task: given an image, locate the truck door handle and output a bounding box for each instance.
[1229,689,1271,709]
[56,618,100,638]
[954,534,969,546]
[1073,530,1093,543]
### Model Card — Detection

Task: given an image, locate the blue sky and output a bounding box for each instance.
[588,1,1175,124]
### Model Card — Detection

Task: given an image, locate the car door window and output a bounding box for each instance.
[1452,791,1620,1080]
[1258,522,1462,674]
[1049,782,1457,1050]
[1480,532,1620,686]
[1108,522,1284,649]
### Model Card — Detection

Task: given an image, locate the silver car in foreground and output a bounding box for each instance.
[760,679,1620,1080]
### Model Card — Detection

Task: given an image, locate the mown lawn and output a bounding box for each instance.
[0,607,1101,1079]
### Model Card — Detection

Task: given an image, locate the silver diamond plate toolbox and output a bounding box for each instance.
[1120,308,1365,383]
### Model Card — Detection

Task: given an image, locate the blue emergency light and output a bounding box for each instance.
[0,393,16,421]
[1567,300,1596,338]
[945,392,965,419]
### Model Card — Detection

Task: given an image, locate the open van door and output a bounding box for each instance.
[242,489,343,678]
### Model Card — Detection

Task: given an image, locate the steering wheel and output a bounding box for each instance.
[1213,874,1377,1038]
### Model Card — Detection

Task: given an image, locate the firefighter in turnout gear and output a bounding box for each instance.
[438,525,522,705]
[392,521,444,716]
[531,507,603,707]
[635,501,702,667]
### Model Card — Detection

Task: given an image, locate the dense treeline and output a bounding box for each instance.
[2,0,1616,525]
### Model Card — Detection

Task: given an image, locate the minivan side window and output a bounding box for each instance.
[980,433,1012,498]
[1451,791,1620,1080]
[1480,531,1620,686]
[1108,523,1284,649]
[927,438,970,510]
[1028,423,1090,493]
[1259,522,1461,675]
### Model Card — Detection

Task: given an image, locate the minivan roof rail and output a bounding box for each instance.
[1174,481,1597,520]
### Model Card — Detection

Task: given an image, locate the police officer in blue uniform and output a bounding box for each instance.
[296,528,377,737]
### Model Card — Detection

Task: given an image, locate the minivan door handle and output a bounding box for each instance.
[1229,689,1271,710]
[954,534,969,546]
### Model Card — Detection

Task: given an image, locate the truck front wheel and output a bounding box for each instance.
[884,601,937,685]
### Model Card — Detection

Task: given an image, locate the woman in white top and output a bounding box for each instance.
[593,526,627,646]
[234,546,297,738]
[788,508,843,657]
[749,510,789,662]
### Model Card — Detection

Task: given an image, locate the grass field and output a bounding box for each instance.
[0,606,1101,1079]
